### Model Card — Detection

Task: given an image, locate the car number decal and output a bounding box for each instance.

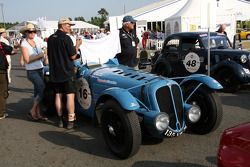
[183,52,200,73]
[76,78,92,110]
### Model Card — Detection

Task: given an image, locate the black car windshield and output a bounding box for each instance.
[201,35,231,49]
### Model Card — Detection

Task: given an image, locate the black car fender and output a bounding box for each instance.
[151,53,172,74]
[211,59,246,81]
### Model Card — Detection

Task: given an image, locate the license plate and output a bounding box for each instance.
[164,129,183,137]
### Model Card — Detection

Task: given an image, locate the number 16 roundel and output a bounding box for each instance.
[76,78,92,110]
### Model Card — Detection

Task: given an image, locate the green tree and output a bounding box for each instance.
[0,22,19,29]
[98,8,109,21]
[89,8,109,28]
[74,16,85,22]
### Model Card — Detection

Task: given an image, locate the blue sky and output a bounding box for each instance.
[0,0,159,23]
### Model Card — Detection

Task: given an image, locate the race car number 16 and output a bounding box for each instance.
[76,78,92,110]
[183,52,200,73]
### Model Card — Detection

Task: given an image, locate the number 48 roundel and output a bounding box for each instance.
[183,52,200,73]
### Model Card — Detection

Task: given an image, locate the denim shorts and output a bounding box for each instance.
[27,68,45,102]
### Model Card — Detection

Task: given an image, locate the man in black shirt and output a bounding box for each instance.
[47,17,82,129]
[0,42,15,119]
[116,15,139,68]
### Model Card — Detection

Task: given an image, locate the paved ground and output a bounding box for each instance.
[0,53,249,167]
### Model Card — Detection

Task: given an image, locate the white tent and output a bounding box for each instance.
[165,0,217,34]
[109,0,250,41]
[165,0,242,41]
[7,19,99,39]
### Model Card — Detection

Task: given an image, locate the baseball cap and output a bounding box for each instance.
[58,17,75,26]
[122,15,137,23]
[0,28,6,34]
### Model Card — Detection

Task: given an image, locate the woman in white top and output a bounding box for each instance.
[20,23,48,121]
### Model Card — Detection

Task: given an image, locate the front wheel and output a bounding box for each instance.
[101,100,141,159]
[215,68,240,93]
[184,86,223,135]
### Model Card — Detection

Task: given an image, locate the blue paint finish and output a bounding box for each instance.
[180,74,223,90]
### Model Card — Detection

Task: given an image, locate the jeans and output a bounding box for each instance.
[27,68,45,103]
[0,71,8,117]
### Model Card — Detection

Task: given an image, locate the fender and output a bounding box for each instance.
[99,87,140,111]
[211,60,246,81]
[151,52,163,72]
[152,54,172,75]
[180,74,223,90]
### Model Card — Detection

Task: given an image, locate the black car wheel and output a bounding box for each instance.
[247,34,250,40]
[155,62,171,77]
[215,68,240,93]
[101,100,141,159]
[184,86,223,135]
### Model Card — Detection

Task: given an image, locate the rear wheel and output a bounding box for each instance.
[101,100,141,159]
[184,86,223,134]
[215,68,240,93]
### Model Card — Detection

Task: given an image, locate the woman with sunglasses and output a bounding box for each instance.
[20,23,48,121]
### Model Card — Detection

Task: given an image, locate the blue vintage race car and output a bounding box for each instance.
[56,57,223,159]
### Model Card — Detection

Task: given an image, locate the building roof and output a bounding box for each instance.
[125,0,182,17]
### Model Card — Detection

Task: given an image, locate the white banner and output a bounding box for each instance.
[79,30,121,65]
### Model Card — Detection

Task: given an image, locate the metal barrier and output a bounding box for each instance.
[148,39,164,50]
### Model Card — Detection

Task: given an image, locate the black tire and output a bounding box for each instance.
[42,81,56,116]
[101,100,141,159]
[215,68,240,93]
[247,34,250,40]
[155,62,171,77]
[184,86,223,135]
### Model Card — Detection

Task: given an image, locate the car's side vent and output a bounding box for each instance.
[156,85,183,129]
[113,70,120,73]
[124,73,132,76]
[137,76,146,81]
[131,75,139,78]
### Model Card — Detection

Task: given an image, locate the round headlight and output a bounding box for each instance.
[240,54,248,63]
[187,105,201,123]
[155,113,169,131]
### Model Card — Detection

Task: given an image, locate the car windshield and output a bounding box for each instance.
[201,35,231,49]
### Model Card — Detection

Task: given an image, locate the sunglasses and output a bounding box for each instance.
[27,31,36,34]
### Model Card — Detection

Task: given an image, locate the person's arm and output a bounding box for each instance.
[1,42,15,55]
[21,46,44,64]
[71,38,82,60]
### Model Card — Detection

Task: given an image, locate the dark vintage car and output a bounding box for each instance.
[151,32,250,92]
[217,122,250,167]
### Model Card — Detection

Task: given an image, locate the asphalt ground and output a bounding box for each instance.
[0,53,249,167]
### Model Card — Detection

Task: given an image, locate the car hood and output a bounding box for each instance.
[90,64,160,88]
[222,122,250,151]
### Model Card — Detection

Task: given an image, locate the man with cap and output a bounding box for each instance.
[116,15,140,68]
[0,28,12,83]
[47,17,82,129]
